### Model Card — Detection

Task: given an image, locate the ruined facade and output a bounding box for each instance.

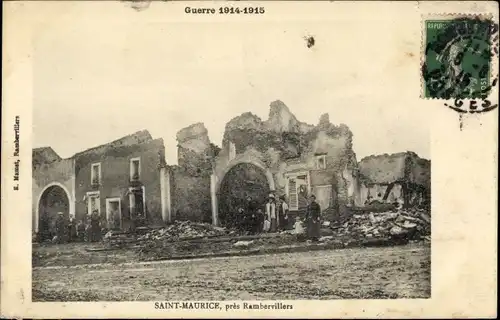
[32,131,171,239]
[357,152,431,208]
[33,100,431,232]
[209,100,360,225]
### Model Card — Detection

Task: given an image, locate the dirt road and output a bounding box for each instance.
[33,243,430,301]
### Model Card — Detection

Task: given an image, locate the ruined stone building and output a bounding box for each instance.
[33,131,172,240]
[209,100,361,225]
[357,152,431,208]
[33,100,431,234]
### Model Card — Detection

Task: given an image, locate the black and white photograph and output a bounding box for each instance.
[1,0,497,318]
[29,0,435,301]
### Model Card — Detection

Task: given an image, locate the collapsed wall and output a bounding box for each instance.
[170,123,218,222]
[357,152,431,208]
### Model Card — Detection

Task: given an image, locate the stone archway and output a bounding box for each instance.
[217,163,273,228]
[211,156,275,226]
[35,182,74,238]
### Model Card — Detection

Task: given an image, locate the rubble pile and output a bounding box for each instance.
[330,208,431,242]
[137,221,235,243]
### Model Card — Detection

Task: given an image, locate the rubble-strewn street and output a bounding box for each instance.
[329,207,431,242]
[32,207,430,268]
[33,243,430,301]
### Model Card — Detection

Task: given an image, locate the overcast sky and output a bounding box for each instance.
[33,2,431,165]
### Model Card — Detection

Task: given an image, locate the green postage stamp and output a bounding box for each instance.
[422,15,498,100]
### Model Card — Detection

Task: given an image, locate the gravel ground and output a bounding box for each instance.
[33,243,430,301]
[32,242,139,267]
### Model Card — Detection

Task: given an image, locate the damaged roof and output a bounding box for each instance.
[32,147,61,165]
[72,129,153,158]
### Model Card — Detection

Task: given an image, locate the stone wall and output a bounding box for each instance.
[170,123,215,223]
[358,152,430,187]
[170,166,212,222]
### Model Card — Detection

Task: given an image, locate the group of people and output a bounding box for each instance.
[238,193,290,234]
[236,192,322,241]
[41,211,103,244]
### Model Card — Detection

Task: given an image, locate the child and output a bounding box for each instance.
[293,216,306,241]
[262,215,271,233]
[76,220,86,242]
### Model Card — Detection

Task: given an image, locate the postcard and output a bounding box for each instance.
[1,0,498,318]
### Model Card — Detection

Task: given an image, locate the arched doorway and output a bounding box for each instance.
[37,184,70,241]
[217,163,272,228]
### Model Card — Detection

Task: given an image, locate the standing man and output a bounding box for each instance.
[67,217,77,243]
[84,214,92,242]
[245,196,259,234]
[54,212,66,244]
[305,194,321,242]
[277,195,289,231]
[265,193,277,233]
[39,211,50,242]
[237,207,246,233]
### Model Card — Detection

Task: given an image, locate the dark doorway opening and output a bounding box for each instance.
[129,187,146,228]
[217,163,271,229]
[38,185,70,242]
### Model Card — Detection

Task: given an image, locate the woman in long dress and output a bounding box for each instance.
[306,194,321,241]
[90,211,102,242]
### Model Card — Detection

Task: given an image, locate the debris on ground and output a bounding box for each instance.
[102,221,238,249]
[319,236,334,242]
[329,208,430,242]
[233,240,254,248]
[137,221,235,242]
[34,207,431,266]
[129,221,239,259]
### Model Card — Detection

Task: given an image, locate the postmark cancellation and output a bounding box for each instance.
[421,13,499,113]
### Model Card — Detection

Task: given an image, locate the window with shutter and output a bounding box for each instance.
[288,179,298,210]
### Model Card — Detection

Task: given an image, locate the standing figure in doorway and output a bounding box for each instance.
[39,211,51,242]
[305,194,321,242]
[237,207,246,233]
[245,196,259,234]
[265,193,277,233]
[54,212,67,244]
[67,217,77,242]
